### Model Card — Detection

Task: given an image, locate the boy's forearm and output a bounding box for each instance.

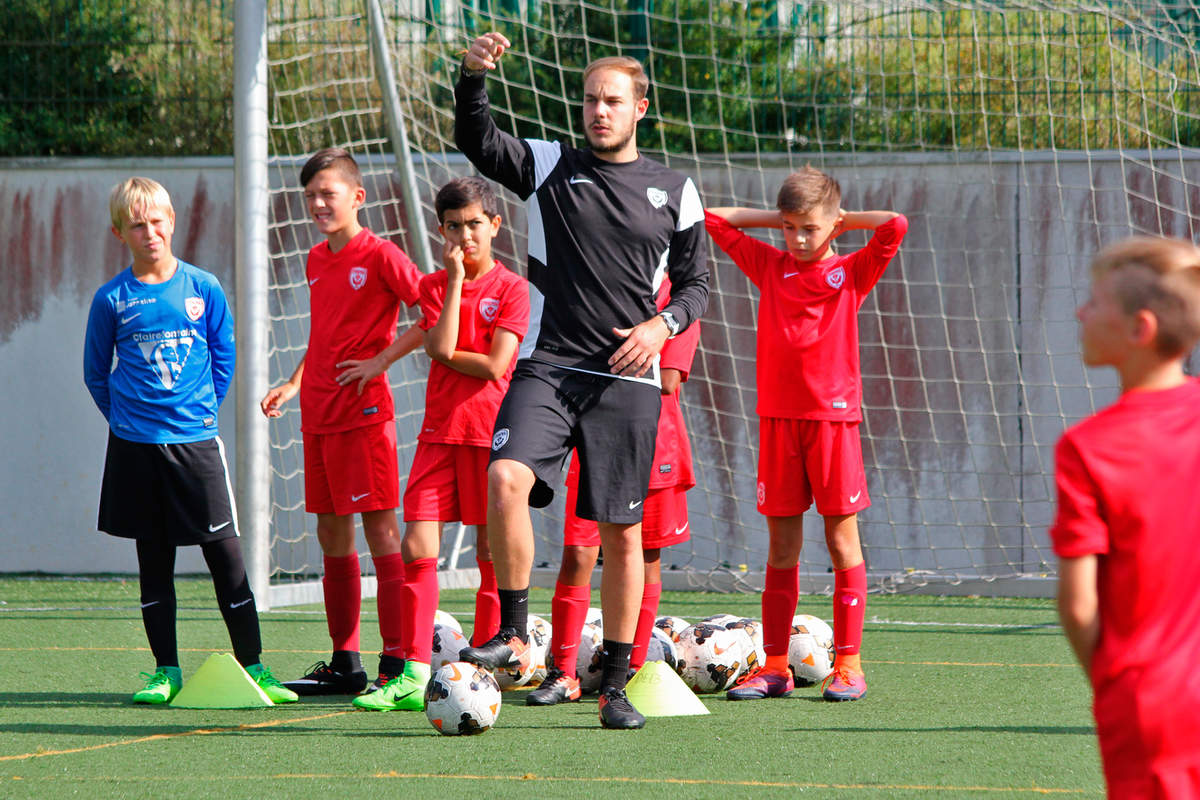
[706,207,782,229]
[840,210,899,231]
[377,323,423,367]
[1057,555,1100,674]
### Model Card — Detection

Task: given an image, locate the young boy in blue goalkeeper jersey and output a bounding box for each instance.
[83,177,297,706]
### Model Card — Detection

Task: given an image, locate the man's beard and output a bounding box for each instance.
[586,124,635,154]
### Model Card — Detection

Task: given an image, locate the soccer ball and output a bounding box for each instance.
[724,617,766,672]
[675,623,749,692]
[493,619,539,690]
[434,609,462,634]
[654,615,690,642]
[424,661,501,736]
[646,625,678,670]
[576,621,605,693]
[701,613,741,629]
[788,614,835,686]
[431,623,469,670]
[526,615,552,684]
[584,606,603,628]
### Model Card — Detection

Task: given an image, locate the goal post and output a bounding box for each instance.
[251,0,1200,605]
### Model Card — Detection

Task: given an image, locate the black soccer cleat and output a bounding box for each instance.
[598,686,646,729]
[458,628,530,672]
[282,661,369,696]
[525,668,582,706]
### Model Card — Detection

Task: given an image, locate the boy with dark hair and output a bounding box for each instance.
[260,147,424,699]
[1052,236,1200,798]
[706,164,906,702]
[354,176,529,711]
[85,177,296,705]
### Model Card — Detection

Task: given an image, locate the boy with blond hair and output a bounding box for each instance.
[84,177,296,705]
[354,177,528,711]
[1052,236,1200,798]
[260,148,424,698]
[706,165,906,702]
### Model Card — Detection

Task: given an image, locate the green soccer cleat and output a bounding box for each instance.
[132,666,182,705]
[246,663,299,704]
[352,661,430,711]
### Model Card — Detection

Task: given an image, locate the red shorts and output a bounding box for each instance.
[563,467,690,549]
[403,441,489,525]
[757,417,869,517]
[304,421,399,516]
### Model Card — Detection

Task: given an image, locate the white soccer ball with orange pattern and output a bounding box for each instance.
[788,614,835,686]
[424,661,501,736]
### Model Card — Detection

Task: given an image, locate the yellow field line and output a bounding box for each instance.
[0,711,353,763]
[3,772,1090,794]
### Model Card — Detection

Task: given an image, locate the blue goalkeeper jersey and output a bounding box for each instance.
[83,260,235,444]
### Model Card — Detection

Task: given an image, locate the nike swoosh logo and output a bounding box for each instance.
[351,492,370,502]
[383,645,403,654]
[713,644,727,655]
[208,521,231,532]
[849,491,862,503]
[230,597,253,609]
[448,663,462,681]
[783,271,800,279]
[628,500,643,510]
[309,277,320,285]
[569,176,594,185]
[120,313,142,324]
[674,523,689,536]
[140,601,159,609]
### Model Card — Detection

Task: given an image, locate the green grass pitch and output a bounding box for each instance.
[0,577,1103,798]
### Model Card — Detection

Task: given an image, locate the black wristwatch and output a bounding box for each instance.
[658,310,681,338]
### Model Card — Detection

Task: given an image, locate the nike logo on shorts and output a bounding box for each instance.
[208,521,231,532]
[628,500,643,510]
[351,492,370,502]
[849,491,862,504]
[140,601,159,609]
[309,276,320,285]
[229,598,253,609]
[674,523,689,536]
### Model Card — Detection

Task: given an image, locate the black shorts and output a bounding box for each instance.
[489,360,661,524]
[98,431,240,546]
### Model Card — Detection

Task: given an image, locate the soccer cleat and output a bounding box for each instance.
[283,661,368,696]
[458,628,530,673]
[352,662,430,711]
[246,663,299,704]
[525,668,582,706]
[598,686,646,729]
[821,665,867,702]
[726,667,795,701]
[132,667,182,705]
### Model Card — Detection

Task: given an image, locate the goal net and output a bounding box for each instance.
[263,0,1200,600]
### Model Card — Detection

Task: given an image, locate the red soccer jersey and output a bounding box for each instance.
[417,261,530,446]
[1050,379,1200,790]
[705,212,907,421]
[300,229,421,434]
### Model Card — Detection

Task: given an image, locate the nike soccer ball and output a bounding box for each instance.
[424,661,501,736]
[584,607,603,628]
[788,614,835,686]
[701,613,741,629]
[431,623,470,670]
[576,621,605,693]
[654,615,690,642]
[723,617,766,672]
[675,623,749,692]
[526,615,552,685]
[434,609,462,634]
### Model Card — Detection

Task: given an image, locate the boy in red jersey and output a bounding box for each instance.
[260,148,424,698]
[706,165,906,702]
[527,282,700,705]
[354,177,529,710]
[1051,236,1200,798]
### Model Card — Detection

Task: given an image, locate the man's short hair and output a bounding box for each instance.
[109,177,173,230]
[1091,235,1200,357]
[583,56,649,101]
[300,147,363,189]
[435,176,500,222]
[776,165,841,216]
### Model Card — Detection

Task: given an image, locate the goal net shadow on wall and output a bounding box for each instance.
[262,0,1200,605]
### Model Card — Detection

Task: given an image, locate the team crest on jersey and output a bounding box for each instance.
[480,298,500,322]
[137,335,195,390]
[825,266,845,290]
[756,481,766,507]
[349,266,368,290]
[185,296,205,321]
[492,428,510,451]
[646,187,668,209]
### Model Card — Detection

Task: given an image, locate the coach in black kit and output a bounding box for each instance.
[454,32,708,729]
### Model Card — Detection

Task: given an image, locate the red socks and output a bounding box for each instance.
[630,581,662,669]
[833,561,866,658]
[473,558,500,647]
[373,552,407,660]
[322,553,361,653]
[550,581,591,678]
[394,556,435,663]
[762,564,799,656]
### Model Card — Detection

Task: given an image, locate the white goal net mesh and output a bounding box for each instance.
[264,0,1200,597]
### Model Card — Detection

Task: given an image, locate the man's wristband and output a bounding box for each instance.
[461,60,487,79]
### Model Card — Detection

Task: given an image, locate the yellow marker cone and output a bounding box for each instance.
[625,660,710,717]
[170,653,274,708]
